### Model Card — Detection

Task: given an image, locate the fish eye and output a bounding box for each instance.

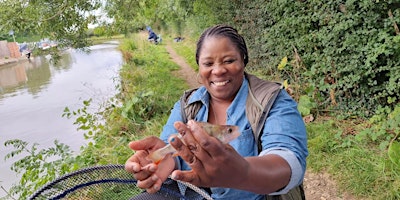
[227,128,232,133]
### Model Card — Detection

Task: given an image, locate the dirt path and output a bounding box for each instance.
[165,44,201,89]
[164,43,360,200]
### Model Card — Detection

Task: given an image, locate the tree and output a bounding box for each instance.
[104,0,158,34]
[0,0,101,48]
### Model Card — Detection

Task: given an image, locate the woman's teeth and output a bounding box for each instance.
[213,80,229,86]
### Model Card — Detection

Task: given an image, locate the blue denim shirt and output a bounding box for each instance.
[160,77,308,200]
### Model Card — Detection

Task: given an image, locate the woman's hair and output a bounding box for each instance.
[196,24,249,66]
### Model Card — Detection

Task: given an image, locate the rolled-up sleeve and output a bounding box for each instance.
[260,90,308,194]
[260,148,304,195]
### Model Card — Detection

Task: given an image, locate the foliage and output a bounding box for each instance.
[356,105,400,165]
[118,38,138,63]
[62,99,104,141]
[297,95,317,117]
[2,140,82,200]
[389,139,400,168]
[0,0,101,49]
[238,0,400,118]
[104,0,158,34]
[88,34,125,45]
[90,25,120,37]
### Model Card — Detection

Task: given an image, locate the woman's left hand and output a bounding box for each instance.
[169,120,249,188]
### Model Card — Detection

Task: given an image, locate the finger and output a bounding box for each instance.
[174,121,203,156]
[125,150,153,173]
[173,122,211,173]
[146,178,163,194]
[137,174,160,191]
[129,136,162,151]
[133,163,158,181]
[125,161,141,174]
[171,170,199,185]
[140,163,157,172]
[188,120,226,157]
[169,135,196,164]
[173,121,189,137]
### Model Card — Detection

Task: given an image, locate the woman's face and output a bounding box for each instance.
[198,36,245,102]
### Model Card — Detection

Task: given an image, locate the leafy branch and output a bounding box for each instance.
[3,139,79,199]
[39,0,68,22]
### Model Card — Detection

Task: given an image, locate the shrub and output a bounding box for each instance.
[235,0,400,118]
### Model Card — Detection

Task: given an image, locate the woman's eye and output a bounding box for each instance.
[203,62,213,67]
[224,59,235,64]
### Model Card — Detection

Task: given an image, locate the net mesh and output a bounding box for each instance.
[29,164,212,200]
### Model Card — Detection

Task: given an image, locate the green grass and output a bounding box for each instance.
[307,119,400,199]
[169,37,198,72]
[89,34,125,45]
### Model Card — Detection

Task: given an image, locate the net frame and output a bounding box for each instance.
[29,164,213,200]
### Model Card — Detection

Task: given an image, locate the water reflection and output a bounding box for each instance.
[0,51,76,100]
[0,62,29,93]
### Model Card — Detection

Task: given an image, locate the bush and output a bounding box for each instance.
[235,0,400,118]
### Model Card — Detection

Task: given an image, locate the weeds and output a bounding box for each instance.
[307,117,400,199]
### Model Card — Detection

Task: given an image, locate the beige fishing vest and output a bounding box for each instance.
[179,73,305,200]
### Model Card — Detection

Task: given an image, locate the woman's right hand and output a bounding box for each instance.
[125,136,176,193]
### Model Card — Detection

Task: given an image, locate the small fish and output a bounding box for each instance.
[148,122,240,164]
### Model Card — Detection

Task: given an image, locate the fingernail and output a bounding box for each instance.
[170,137,175,142]
[171,173,178,180]
[153,185,159,190]
[149,164,157,172]
[152,175,158,181]
[132,164,140,172]
[179,131,186,136]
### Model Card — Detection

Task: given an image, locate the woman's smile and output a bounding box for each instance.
[212,80,230,86]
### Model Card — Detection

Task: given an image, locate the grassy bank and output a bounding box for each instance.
[89,34,125,45]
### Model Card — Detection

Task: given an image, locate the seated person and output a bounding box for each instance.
[148,30,158,42]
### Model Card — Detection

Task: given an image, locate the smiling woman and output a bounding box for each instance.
[124,25,308,200]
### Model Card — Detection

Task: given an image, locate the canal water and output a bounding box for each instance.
[0,41,123,197]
